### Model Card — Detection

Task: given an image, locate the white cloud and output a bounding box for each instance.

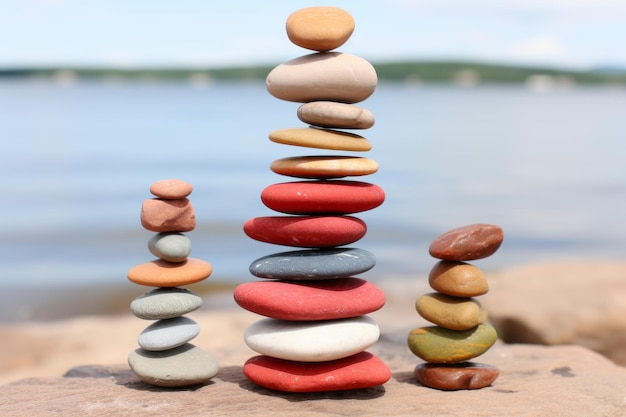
[516,36,563,58]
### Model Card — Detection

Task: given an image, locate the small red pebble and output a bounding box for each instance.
[234,278,385,320]
[243,352,391,393]
[243,216,366,248]
[149,179,193,199]
[429,224,504,261]
[261,180,385,215]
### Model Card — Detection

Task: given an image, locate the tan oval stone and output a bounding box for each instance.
[429,261,488,297]
[266,52,377,103]
[127,258,212,287]
[429,223,504,261]
[297,101,374,129]
[269,128,371,151]
[286,6,355,52]
[416,293,487,331]
[140,198,195,232]
[149,179,192,199]
[271,156,379,179]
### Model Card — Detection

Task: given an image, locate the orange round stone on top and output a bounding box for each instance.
[128,258,212,287]
[286,6,355,52]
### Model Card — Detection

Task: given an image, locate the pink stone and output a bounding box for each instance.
[429,224,504,261]
[243,352,391,392]
[149,179,193,199]
[140,198,195,232]
[243,216,366,248]
[261,180,385,215]
[234,278,385,320]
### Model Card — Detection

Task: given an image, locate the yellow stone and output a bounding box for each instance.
[269,128,371,151]
[415,293,488,330]
[270,156,379,179]
[428,261,488,297]
[286,6,355,52]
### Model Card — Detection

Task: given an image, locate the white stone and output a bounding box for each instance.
[244,315,379,362]
[138,316,200,351]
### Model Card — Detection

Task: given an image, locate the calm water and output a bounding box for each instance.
[1,79,625,290]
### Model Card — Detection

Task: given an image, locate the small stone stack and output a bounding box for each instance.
[234,6,391,393]
[126,179,219,387]
[407,224,504,391]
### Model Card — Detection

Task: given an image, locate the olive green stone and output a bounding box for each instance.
[416,293,488,331]
[407,324,497,363]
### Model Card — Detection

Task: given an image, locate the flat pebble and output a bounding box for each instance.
[127,258,212,287]
[138,316,200,351]
[249,247,376,280]
[415,362,500,391]
[140,198,196,232]
[286,6,355,52]
[270,156,379,179]
[128,343,218,387]
[244,352,391,393]
[148,232,191,262]
[261,180,384,215]
[429,223,504,261]
[244,316,379,362]
[416,292,487,331]
[243,215,367,248]
[266,52,377,103]
[428,261,488,297]
[234,278,385,320]
[407,324,498,363]
[297,101,374,129]
[131,287,202,320]
[149,179,193,199]
[270,128,371,151]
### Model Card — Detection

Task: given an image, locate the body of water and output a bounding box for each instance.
[1,79,625,290]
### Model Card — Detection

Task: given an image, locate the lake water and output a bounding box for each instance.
[1,79,625,290]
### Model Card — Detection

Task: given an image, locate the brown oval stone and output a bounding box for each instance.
[415,362,499,391]
[149,179,192,199]
[429,224,504,261]
[416,293,487,331]
[297,102,375,129]
[429,261,488,297]
[286,6,355,52]
[140,198,195,232]
[127,258,212,287]
[270,156,379,179]
[269,128,371,151]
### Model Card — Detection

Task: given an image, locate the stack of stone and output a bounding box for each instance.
[407,223,504,391]
[234,6,391,393]
[126,179,219,387]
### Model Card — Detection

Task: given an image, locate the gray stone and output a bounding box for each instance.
[148,232,191,262]
[130,287,202,320]
[138,316,200,351]
[249,247,376,280]
[127,343,218,387]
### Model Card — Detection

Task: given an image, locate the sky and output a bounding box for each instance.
[2,0,626,70]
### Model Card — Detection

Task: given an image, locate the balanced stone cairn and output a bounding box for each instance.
[234,6,391,393]
[126,179,219,387]
[407,224,504,390]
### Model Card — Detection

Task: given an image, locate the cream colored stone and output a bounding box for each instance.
[270,156,379,178]
[297,101,375,129]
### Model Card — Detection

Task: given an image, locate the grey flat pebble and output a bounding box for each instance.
[249,247,376,280]
[138,316,200,351]
[131,287,202,320]
[148,232,191,262]
[128,343,219,387]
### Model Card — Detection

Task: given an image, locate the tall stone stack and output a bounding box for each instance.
[126,179,219,387]
[407,224,504,390]
[234,6,391,393]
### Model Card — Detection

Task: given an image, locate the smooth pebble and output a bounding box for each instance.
[131,287,202,320]
[415,292,487,331]
[138,316,200,351]
[428,261,489,297]
[149,179,193,199]
[415,362,500,391]
[127,258,212,287]
[148,232,191,262]
[297,101,374,129]
[407,324,498,363]
[286,6,355,52]
[269,127,371,151]
[429,223,504,261]
[270,156,379,179]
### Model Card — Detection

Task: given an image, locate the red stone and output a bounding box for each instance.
[261,180,385,215]
[243,216,366,248]
[243,352,391,392]
[415,362,499,391]
[234,278,385,320]
[140,198,195,232]
[429,224,504,261]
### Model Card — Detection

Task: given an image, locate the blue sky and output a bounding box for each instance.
[2,0,625,69]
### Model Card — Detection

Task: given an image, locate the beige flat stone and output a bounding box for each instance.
[270,156,379,178]
[297,101,375,129]
[269,127,371,151]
